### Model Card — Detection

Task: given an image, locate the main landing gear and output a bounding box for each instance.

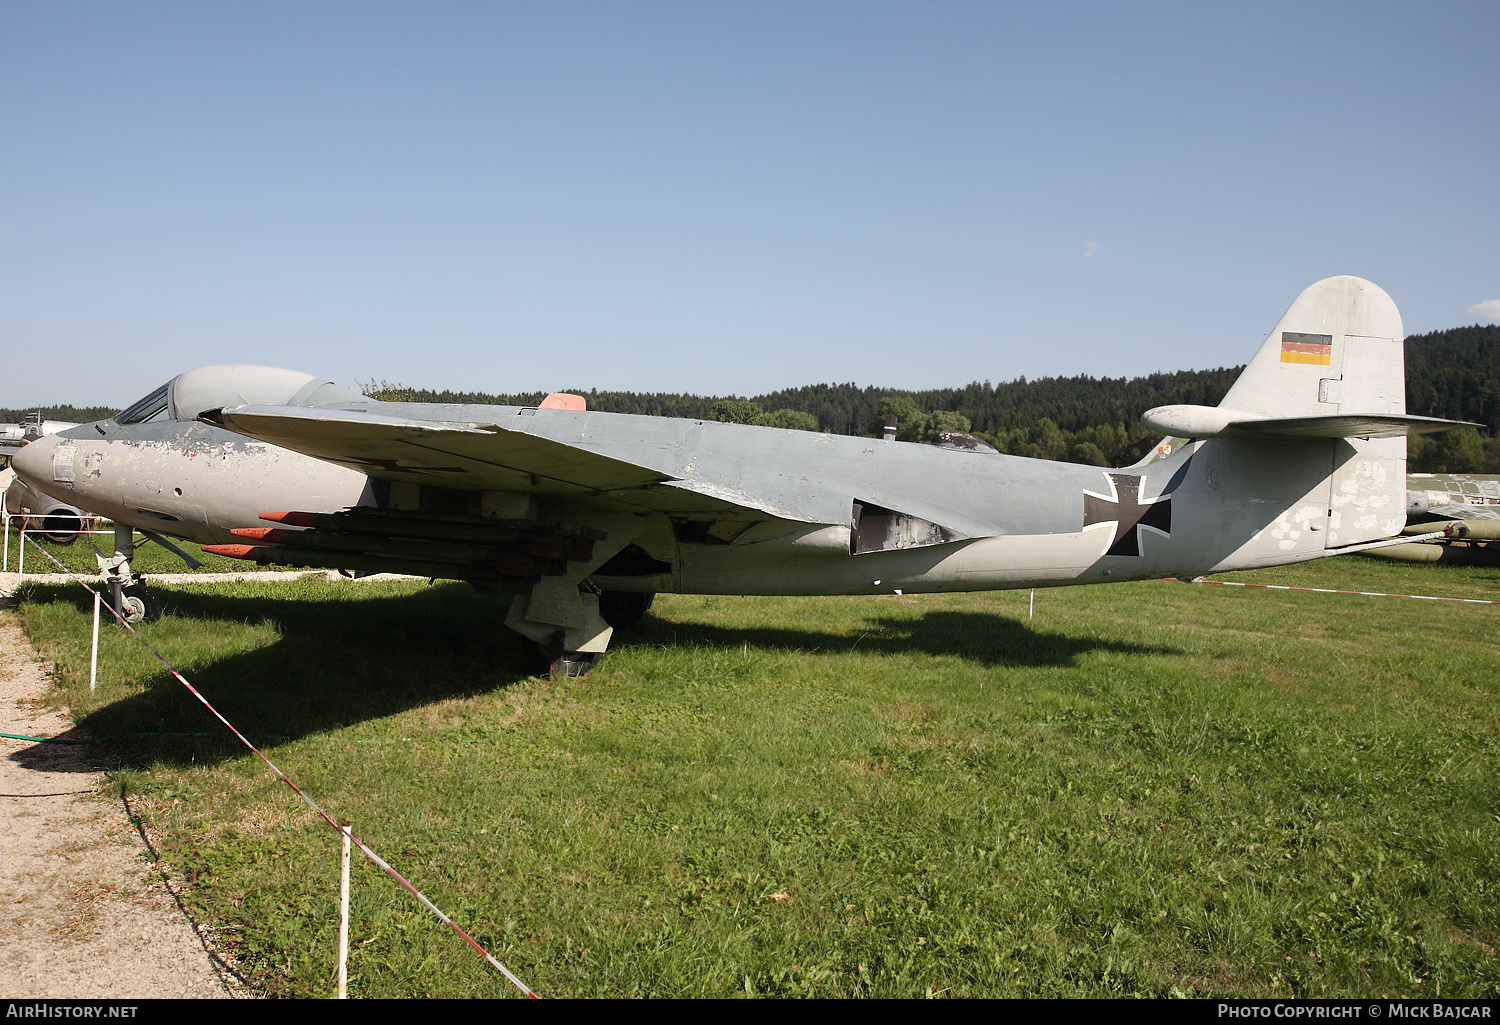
[598,591,654,631]
[521,591,656,677]
[522,632,605,679]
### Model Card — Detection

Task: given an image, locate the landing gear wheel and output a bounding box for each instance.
[550,651,602,678]
[521,635,603,678]
[120,581,162,624]
[598,591,654,631]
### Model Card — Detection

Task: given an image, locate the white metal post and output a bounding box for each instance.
[1029,588,1034,619]
[89,591,101,694]
[17,531,24,577]
[338,821,352,999]
[3,507,9,573]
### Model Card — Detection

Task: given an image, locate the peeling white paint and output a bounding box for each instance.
[1327,439,1404,547]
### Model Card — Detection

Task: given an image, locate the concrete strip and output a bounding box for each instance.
[0,613,246,997]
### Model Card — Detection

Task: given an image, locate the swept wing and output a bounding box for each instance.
[200,404,761,518]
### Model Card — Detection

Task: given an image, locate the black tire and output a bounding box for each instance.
[598,591,654,631]
[520,639,601,678]
[553,651,602,677]
[121,582,163,624]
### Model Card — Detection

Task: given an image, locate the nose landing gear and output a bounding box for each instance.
[96,524,164,624]
[118,578,163,624]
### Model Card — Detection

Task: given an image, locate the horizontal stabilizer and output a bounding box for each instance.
[1141,404,1478,441]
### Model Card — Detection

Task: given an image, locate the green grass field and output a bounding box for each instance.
[8,556,1499,998]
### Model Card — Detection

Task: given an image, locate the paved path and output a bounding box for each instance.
[0,606,244,998]
[0,568,425,997]
[0,570,328,589]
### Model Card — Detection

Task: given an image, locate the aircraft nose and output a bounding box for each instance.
[10,433,58,489]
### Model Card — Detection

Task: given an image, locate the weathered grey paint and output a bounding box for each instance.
[15,421,371,543]
[1407,473,1500,523]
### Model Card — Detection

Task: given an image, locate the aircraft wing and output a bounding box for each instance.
[200,404,784,518]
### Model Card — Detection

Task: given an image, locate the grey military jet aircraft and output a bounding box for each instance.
[10,276,1473,673]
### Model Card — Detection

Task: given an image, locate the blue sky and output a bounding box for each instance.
[2,2,1495,408]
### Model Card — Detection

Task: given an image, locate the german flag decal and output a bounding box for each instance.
[1281,332,1333,365]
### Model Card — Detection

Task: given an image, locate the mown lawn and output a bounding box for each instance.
[9,556,1499,998]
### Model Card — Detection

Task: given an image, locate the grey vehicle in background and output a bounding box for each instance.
[2,415,89,544]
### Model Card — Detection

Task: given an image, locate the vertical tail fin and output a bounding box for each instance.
[1220,276,1407,548]
[1219,275,1405,418]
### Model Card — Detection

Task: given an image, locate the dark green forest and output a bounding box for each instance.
[1401,324,1500,472]
[362,366,1245,466]
[7,325,1496,472]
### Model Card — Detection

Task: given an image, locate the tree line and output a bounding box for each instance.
[361,367,1243,466]
[0,405,118,426]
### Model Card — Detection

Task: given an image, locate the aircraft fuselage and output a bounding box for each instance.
[18,406,1360,599]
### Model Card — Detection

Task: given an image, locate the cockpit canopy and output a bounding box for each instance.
[116,365,363,425]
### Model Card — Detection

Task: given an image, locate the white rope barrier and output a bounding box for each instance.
[1171,576,1500,605]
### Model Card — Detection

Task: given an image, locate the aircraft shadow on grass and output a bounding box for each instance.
[623,606,1180,669]
[10,582,1179,771]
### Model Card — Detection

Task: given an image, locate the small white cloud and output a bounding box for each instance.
[1082,240,1103,258]
[1467,299,1500,323]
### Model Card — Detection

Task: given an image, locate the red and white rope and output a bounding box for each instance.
[1170,576,1500,605]
[17,535,537,998]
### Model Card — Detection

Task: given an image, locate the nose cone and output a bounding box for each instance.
[10,434,59,492]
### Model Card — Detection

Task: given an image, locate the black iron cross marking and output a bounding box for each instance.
[1082,473,1172,557]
